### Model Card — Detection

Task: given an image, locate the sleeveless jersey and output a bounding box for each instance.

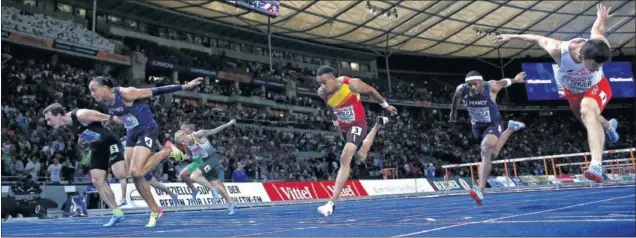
[460,83,501,126]
[554,38,604,94]
[67,109,119,149]
[107,87,156,130]
[186,135,218,160]
[325,76,367,129]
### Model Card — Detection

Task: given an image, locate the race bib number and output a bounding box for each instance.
[144,137,153,148]
[79,129,101,142]
[109,144,119,154]
[189,145,209,159]
[120,114,139,129]
[333,105,355,123]
[350,126,362,136]
[467,107,491,123]
[599,91,607,105]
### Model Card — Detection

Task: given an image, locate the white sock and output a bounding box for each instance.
[590,160,602,167]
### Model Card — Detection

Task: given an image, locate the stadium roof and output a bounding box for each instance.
[128,1,635,58]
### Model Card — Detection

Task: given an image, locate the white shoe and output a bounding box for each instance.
[317,201,335,217]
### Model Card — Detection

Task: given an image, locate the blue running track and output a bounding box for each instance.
[2,186,635,237]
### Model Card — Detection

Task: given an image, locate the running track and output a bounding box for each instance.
[2,186,635,237]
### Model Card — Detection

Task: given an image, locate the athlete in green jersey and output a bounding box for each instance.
[175,120,236,215]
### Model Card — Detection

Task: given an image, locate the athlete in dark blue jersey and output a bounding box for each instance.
[88,76,199,227]
[450,71,527,206]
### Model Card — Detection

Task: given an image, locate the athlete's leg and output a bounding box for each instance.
[492,121,525,159]
[353,117,388,162]
[580,97,606,182]
[477,134,498,193]
[189,170,234,205]
[318,124,367,217]
[110,160,128,205]
[211,180,233,204]
[180,163,199,199]
[331,143,357,205]
[147,176,179,206]
[119,148,134,205]
[92,144,126,227]
[137,147,172,176]
[91,169,119,211]
[128,146,162,227]
[190,167,235,214]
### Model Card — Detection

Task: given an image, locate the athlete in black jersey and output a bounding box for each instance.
[43,103,126,227]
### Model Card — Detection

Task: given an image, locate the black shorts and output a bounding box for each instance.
[124,125,159,150]
[198,156,221,181]
[472,123,502,140]
[341,125,368,149]
[90,143,125,171]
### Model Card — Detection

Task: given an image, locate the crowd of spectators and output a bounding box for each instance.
[2,6,115,52]
[3,45,634,187]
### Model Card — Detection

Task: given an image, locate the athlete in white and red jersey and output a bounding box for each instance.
[492,4,619,183]
[314,65,397,217]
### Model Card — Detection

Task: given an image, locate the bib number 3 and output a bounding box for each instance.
[350,126,362,144]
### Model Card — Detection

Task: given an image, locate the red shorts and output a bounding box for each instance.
[563,77,612,118]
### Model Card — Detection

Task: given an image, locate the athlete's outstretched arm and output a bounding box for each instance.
[493,34,561,59]
[118,77,203,101]
[590,4,611,45]
[193,119,236,138]
[489,72,526,93]
[76,109,111,124]
[449,85,463,122]
[348,78,398,116]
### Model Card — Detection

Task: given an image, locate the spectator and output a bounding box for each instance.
[10,157,25,176]
[427,163,436,178]
[47,158,62,183]
[535,163,544,175]
[232,162,247,182]
[24,157,40,181]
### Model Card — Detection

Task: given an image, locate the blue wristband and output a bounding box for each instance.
[151,85,183,96]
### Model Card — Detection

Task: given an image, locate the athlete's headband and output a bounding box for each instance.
[465,76,483,82]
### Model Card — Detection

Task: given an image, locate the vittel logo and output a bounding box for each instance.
[325,184,357,197]
[279,186,314,200]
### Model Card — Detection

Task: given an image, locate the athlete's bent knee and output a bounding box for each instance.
[129,168,144,177]
[189,173,200,181]
[181,171,191,180]
[580,98,600,119]
[339,143,357,167]
[91,176,106,187]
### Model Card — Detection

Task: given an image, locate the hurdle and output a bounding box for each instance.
[442,148,636,190]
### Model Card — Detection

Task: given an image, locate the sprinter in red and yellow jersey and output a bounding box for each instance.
[315,65,398,217]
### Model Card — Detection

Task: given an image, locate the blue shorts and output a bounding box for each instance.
[144,174,154,181]
[124,125,159,150]
[472,123,502,140]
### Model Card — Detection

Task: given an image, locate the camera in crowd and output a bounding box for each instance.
[11,174,42,195]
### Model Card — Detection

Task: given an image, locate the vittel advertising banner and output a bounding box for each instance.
[262,180,368,201]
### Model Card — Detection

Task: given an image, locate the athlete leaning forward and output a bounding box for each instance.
[313,65,398,217]
[174,120,237,215]
[88,76,201,227]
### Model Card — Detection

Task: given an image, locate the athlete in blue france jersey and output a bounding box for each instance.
[450,71,527,206]
[88,76,200,227]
